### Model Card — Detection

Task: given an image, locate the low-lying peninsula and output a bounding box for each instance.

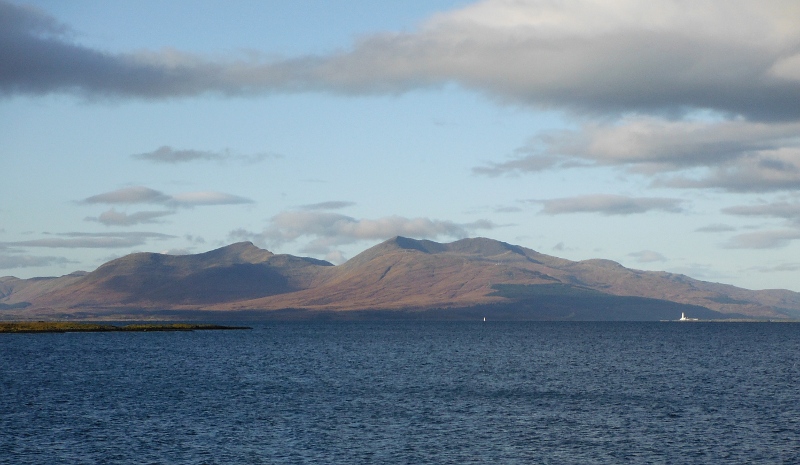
[0,321,251,333]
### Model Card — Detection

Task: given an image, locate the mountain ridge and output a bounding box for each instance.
[2,236,799,320]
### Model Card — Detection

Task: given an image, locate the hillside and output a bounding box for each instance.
[2,237,799,320]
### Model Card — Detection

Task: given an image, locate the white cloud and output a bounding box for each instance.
[299,201,356,211]
[161,248,192,255]
[724,229,800,249]
[628,250,667,263]
[82,186,170,205]
[325,250,348,264]
[131,146,279,164]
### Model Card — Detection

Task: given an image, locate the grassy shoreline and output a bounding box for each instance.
[0,321,251,333]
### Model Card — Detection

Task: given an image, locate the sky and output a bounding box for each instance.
[2,0,800,292]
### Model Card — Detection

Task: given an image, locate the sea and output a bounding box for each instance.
[1,321,799,464]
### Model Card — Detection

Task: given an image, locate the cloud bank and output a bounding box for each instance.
[230,210,495,257]
[4,0,800,120]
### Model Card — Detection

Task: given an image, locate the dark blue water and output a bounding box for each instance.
[2,321,799,464]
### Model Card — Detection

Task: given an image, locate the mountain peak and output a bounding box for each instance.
[342,236,534,270]
[389,236,447,253]
[199,241,273,264]
[445,237,528,257]
[383,236,527,257]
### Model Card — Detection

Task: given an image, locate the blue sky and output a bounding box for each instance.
[2,0,800,291]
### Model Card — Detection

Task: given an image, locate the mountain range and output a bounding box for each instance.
[2,237,800,321]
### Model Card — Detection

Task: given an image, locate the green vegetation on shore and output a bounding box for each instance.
[0,321,251,333]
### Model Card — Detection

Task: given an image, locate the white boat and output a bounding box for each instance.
[679,312,698,321]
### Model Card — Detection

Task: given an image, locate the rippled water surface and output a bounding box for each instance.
[2,321,799,464]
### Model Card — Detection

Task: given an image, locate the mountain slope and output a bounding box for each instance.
[220,237,563,311]
[0,272,87,308]
[22,242,333,309]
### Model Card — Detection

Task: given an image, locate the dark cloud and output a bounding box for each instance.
[659,153,800,192]
[475,118,800,192]
[533,194,684,216]
[85,208,173,226]
[4,231,174,249]
[299,201,356,211]
[753,262,800,272]
[4,0,800,121]
[695,223,736,233]
[81,186,253,208]
[493,206,523,213]
[169,191,253,207]
[0,1,218,99]
[184,234,206,245]
[722,201,800,222]
[230,211,495,254]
